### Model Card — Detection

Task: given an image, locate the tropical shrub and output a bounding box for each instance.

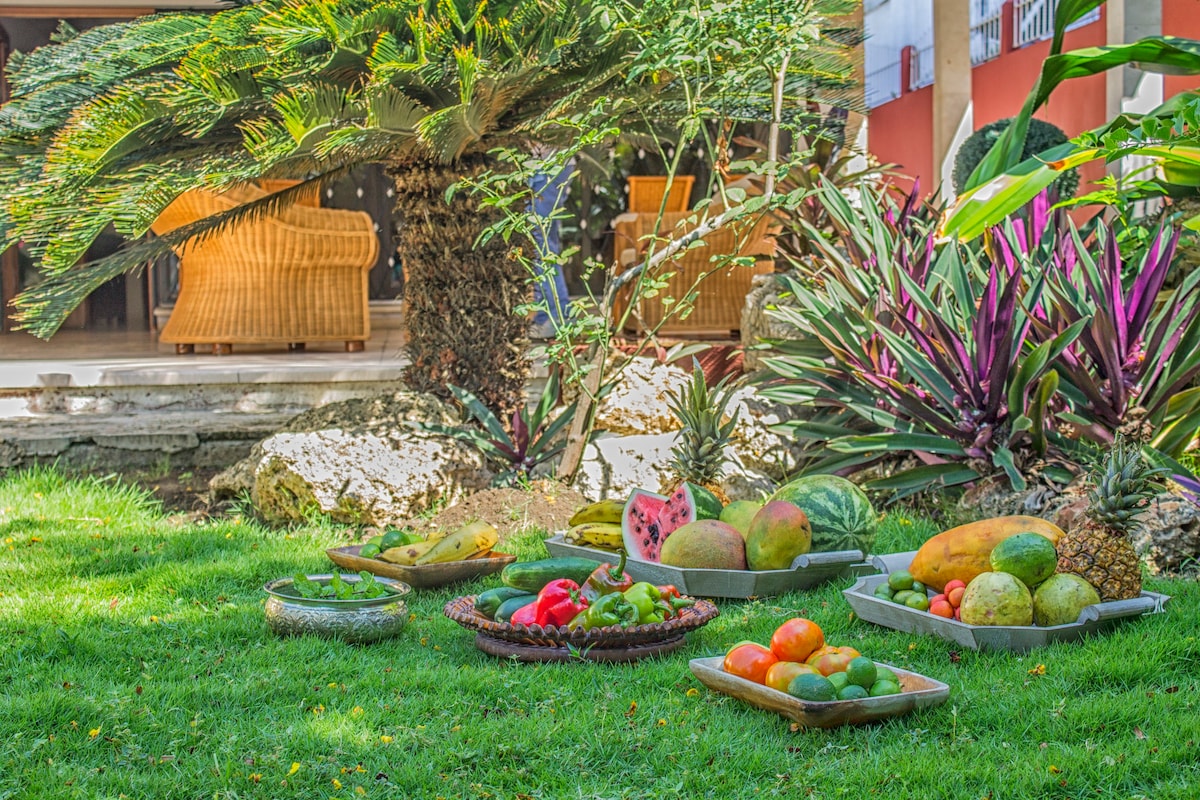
[761,184,1200,498]
[952,117,1077,198]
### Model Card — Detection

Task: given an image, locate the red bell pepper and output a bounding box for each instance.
[654,585,695,618]
[534,578,589,627]
[510,601,538,627]
[581,551,633,601]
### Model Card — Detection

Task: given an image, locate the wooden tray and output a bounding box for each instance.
[443,595,719,649]
[843,552,1172,653]
[689,657,949,728]
[545,534,866,598]
[326,545,516,589]
[473,633,686,663]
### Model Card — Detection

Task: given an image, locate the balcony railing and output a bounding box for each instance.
[1014,0,1101,48]
[970,0,1003,65]
[866,59,902,108]
[908,45,934,91]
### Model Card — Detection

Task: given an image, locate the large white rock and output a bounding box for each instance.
[251,430,491,526]
[593,359,690,435]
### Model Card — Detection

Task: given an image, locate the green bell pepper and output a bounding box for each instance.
[623,582,665,624]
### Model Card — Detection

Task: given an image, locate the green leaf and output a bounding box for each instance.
[826,433,968,456]
[992,446,1026,492]
[863,463,980,493]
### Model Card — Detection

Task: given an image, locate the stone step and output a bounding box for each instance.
[0,410,294,472]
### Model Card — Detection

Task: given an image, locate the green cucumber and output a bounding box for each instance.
[474,587,534,619]
[500,557,599,593]
[494,595,537,624]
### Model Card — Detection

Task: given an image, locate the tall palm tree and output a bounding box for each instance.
[0,0,637,415]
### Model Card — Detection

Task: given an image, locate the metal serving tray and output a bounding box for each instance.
[544,534,866,598]
[842,551,1171,653]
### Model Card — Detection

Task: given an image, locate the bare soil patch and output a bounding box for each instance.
[400,480,592,543]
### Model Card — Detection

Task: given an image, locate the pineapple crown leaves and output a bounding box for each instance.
[665,361,741,482]
[1084,440,1170,530]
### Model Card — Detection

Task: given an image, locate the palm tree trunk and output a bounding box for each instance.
[390,156,530,418]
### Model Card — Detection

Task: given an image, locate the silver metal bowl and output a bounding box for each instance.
[263,574,411,643]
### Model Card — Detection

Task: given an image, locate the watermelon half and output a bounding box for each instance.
[769,474,877,555]
[622,483,724,562]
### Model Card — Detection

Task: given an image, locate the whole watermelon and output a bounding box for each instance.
[770,475,877,555]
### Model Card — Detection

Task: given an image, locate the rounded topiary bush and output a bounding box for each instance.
[952,117,1080,199]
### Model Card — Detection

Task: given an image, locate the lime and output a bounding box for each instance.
[874,666,899,685]
[787,672,837,702]
[887,570,915,592]
[910,580,926,595]
[398,531,424,545]
[380,530,408,549]
[868,679,902,697]
[368,535,385,549]
[845,656,877,688]
[837,684,870,701]
[904,594,930,612]
[827,672,850,692]
[873,584,895,601]
[358,543,381,559]
[891,590,916,606]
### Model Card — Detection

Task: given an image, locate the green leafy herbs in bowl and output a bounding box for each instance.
[289,570,395,600]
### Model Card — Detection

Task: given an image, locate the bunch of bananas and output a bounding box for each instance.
[563,499,625,552]
[377,521,499,565]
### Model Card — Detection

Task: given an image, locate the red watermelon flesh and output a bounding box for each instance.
[622,484,724,563]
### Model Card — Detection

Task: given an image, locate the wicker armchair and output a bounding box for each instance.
[611,210,776,337]
[150,185,380,354]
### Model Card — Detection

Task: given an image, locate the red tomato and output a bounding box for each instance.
[770,618,825,663]
[723,643,778,684]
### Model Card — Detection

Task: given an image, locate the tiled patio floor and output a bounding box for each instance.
[0,328,408,390]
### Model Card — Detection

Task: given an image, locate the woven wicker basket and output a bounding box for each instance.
[444,595,719,649]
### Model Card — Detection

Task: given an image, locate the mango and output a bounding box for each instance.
[660,520,747,570]
[719,500,764,540]
[745,500,812,571]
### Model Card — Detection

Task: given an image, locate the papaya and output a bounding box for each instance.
[908,515,1065,592]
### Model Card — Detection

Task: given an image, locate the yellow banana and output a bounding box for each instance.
[567,499,626,527]
[566,522,624,551]
[415,520,499,565]
[378,540,437,565]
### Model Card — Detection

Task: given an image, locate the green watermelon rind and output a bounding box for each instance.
[682,482,724,521]
[770,474,878,555]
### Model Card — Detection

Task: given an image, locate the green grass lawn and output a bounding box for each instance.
[1,469,1197,800]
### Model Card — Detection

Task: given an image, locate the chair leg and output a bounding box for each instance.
[175,344,195,355]
[345,341,365,353]
[288,343,306,352]
[213,343,233,356]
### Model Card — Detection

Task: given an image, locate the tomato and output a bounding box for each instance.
[723,643,778,684]
[764,661,818,692]
[770,618,825,663]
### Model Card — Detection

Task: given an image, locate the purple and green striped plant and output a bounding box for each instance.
[763,182,1083,495]
[1009,204,1200,460]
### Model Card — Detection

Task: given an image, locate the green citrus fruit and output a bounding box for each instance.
[874,666,899,685]
[787,672,837,702]
[868,679,902,697]
[891,590,917,606]
[827,672,850,692]
[358,543,381,559]
[888,570,915,591]
[845,656,878,688]
[910,580,926,595]
[380,530,408,549]
[873,584,895,600]
[904,594,930,612]
[837,684,870,701]
[368,535,384,549]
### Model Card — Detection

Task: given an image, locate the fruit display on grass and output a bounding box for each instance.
[723,618,903,701]
[1055,442,1167,601]
[476,555,696,629]
[361,521,499,566]
[881,527,1108,627]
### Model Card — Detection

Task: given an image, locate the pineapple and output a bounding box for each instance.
[1055,442,1166,601]
[664,363,739,505]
